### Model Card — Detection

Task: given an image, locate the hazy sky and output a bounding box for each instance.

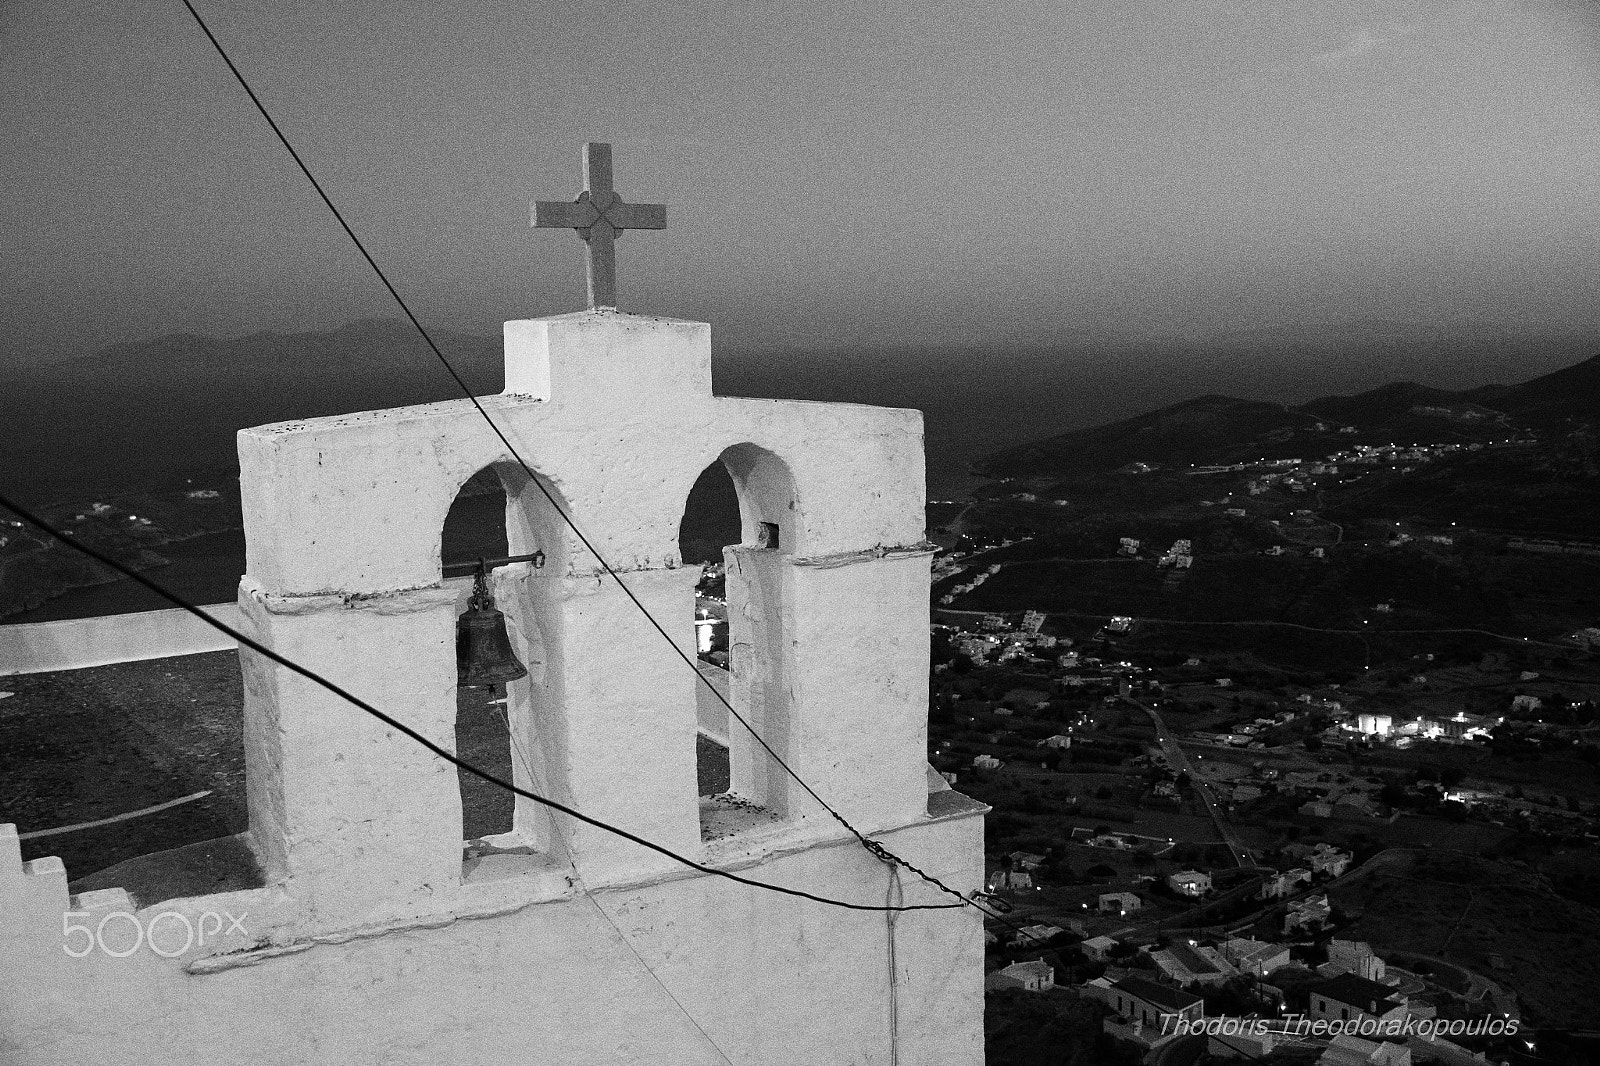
[5,0,1600,369]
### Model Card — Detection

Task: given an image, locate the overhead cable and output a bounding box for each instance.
[0,492,958,915]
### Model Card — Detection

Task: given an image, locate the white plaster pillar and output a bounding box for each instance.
[238,580,463,927]
[533,566,703,880]
[488,562,559,852]
[786,552,933,832]
[723,546,795,815]
[723,547,932,833]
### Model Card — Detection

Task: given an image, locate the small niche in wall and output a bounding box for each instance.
[756,522,780,550]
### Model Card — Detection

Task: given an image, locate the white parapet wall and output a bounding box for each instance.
[0,578,480,676]
[0,604,245,676]
[0,806,986,1065]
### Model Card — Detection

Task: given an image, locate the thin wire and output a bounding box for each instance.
[493,703,736,1066]
[176,0,975,914]
[885,865,904,1066]
[0,492,956,915]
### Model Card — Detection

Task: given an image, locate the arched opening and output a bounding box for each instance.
[678,443,799,836]
[441,462,569,873]
[444,469,515,844]
[442,467,512,562]
[679,465,738,799]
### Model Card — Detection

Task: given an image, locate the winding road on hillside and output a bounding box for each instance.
[1122,695,1253,868]
[1389,950,1520,1019]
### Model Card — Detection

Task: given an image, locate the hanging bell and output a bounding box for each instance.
[456,563,529,687]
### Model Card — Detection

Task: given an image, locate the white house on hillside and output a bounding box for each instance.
[985,960,1054,993]
[1323,940,1385,982]
[1308,974,1408,1027]
[1260,868,1312,900]
[1098,891,1142,914]
[1168,870,1212,897]
[1081,936,1119,962]
[1151,942,1237,988]
[1222,938,1291,977]
[1309,843,1353,877]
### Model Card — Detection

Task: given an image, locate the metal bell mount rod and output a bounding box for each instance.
[442,551,545,578]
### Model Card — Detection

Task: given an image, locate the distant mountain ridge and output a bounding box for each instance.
[978,352,1600,478]
[1462,350,1600,423]
[0,320,503,505]
[7,316,1600,507]
[974,395,1309,476]
[1300,354,1600,427]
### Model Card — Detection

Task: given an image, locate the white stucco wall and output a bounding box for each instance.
[239,312,925,596]
[0,811,984,1065]
[0,603,243,675]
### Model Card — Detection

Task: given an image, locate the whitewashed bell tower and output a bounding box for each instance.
[1,144,988,1066]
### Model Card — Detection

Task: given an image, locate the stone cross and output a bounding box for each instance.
[532,143,666,310]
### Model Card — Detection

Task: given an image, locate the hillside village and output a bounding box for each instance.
[905,362,1600,1064]
[929,599,1597,1065]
